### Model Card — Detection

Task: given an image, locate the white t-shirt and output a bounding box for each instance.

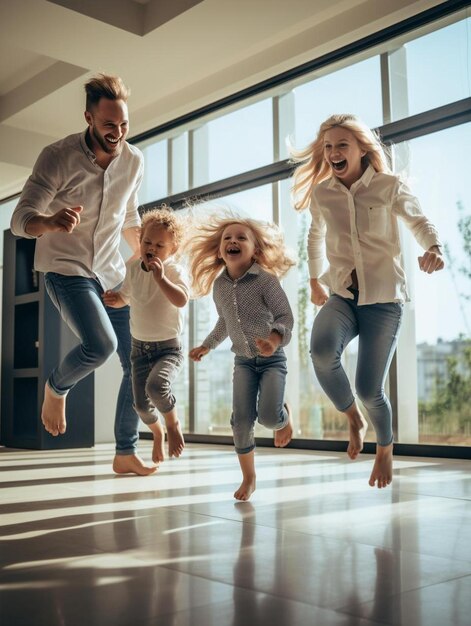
[121,257,189,342]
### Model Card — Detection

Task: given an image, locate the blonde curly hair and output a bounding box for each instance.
[187,212,296,297]
[140,205,186,253]
[291,114,391,211]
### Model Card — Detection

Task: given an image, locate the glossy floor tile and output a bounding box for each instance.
[0,443,469,626]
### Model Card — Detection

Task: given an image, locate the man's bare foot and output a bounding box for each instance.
[166,421,185,457]
[112,454,157,476]
[346,411,368,459]
[234,477,256,501]
[369,443,393,488]
[148,421,165,463]
[41,383,67,436]
[274,403,293,447]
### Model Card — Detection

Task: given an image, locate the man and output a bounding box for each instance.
[10,74,155,475]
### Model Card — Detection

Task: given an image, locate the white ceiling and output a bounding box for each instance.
[0,0,445,201]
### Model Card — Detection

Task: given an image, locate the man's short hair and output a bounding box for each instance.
[84,74,130,111]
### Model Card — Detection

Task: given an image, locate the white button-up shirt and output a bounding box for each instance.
[10,130,143,291]
[308,165,441,305]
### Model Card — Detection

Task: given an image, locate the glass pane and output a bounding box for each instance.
[293,56,383,149]
[137,140,168,205]
[391,17,471,121]
[395,123,471,445]
[193,99,273,187]
[192,185,274,435]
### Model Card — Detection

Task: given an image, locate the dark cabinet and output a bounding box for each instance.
[1,230,94,449]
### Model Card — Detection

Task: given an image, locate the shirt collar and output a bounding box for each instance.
[80,129,97,165]
[327,164,376,190]
[222,261,260,282]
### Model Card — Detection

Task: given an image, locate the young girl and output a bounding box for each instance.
[291,113,444,489]
[103,207,188,464]
[188,215,296,501]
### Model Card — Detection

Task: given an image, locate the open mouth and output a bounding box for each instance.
[106,136,120,146]
[226,246,240,256]
[331,159,347,171]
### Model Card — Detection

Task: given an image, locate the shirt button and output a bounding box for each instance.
[238,319,241,322]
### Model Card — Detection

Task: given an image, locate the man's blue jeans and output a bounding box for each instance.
[311,291,403,446]
[231,350,289,454]
[44,272,138,455]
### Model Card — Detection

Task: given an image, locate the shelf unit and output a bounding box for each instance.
[1,230,94,449]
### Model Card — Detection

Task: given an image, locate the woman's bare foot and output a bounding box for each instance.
[166,421,185,458]
[274,403,293,447]
[234,477,256,501]
[148,421,165,463]
[346,407,368,459]
[369,443,393,488]
[41,383,67,436]
[112,454,157,476]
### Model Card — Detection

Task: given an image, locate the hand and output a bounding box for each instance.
[418,247,445,274]
[189,345,210,361]
[148,258,165,281]
[310,278,329,306]
[46,206,83,233]
[255,337,277,357]
[102,290,120,307]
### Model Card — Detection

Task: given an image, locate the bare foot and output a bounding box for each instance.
[112,454,157,476]
[369,443,393,488]
[41,383,67,436]
[274,403,293,447]
[346,411,368,460]
[166,421,185,458]
[148,421,165,463]
[234,477,256,501]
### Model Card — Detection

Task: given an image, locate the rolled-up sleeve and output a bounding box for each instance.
[122,154,143,231]
[10,146,61,238]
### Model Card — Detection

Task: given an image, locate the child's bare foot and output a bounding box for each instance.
[148,421,165,463]
[41,383,67,436]
[166,421,185,457]
[234,477,256,501]
[274,403,293,447]
[369,443,393,488]
[112,454,157,476]
[346,411,368,459]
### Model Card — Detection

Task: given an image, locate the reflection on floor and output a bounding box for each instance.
[0,443,470,626]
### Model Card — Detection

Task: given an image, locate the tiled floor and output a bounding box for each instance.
[0,442,470,626]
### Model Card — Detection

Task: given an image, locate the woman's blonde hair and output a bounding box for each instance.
[187,212,296,297]
[140,205,185,254]
[291,114,391,210]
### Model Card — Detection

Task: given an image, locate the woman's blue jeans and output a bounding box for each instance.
[311,291,403,446]
[44,272,138,456]
[231,351,289,454]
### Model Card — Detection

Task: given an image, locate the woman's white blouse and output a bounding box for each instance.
[308,165,441,305]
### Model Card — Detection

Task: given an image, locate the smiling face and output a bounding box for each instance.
[85,97,129,158]
[218,223,258,279]
[140,223,176,270]
[323,126,367,188]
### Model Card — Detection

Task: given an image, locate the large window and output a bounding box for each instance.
[134,8,470,449]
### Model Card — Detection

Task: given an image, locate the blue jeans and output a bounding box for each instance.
[311,291,403,446]
[231,351,288,454]
[44,273,139,455]
[131,338,183,425]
